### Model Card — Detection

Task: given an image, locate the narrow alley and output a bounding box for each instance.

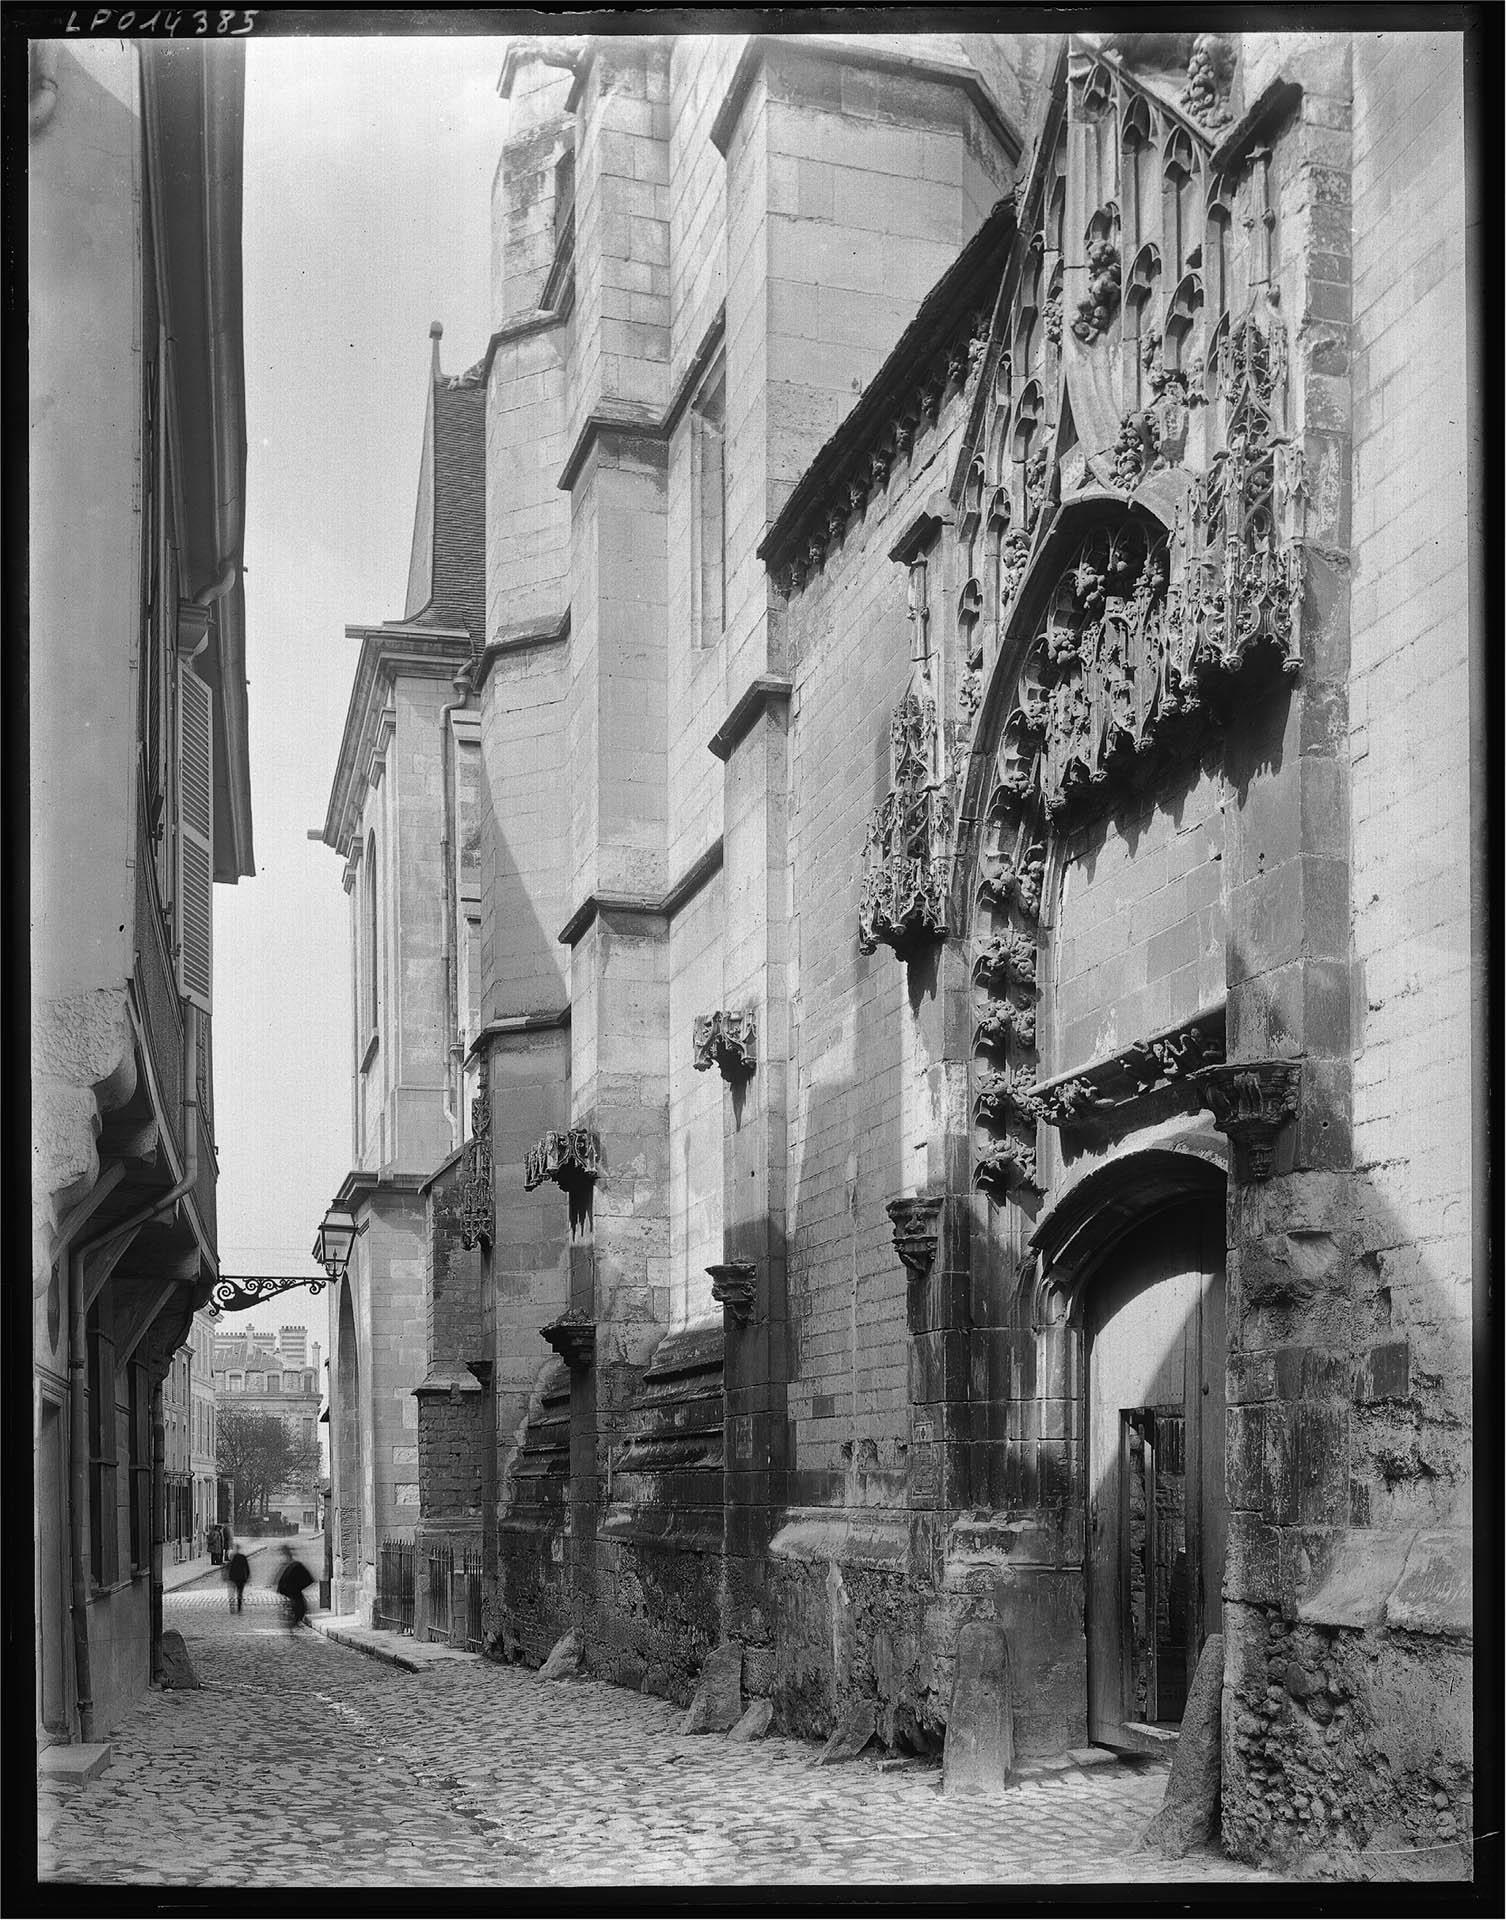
[38,1582,1275,1892]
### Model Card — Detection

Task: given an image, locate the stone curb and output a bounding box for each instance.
[311,1617,482,1675]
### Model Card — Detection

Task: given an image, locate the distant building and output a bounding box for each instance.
[188,1309,218,1551]
[213,1326,322,1529]
[31,38,255,1747]
[161,1345,194,1563]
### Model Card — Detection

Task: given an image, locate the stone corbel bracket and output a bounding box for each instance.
[540,1306,597,1368]
[523,1127,601,1196]
[707,1261,757,1326]
[1189,1059,1301,1179]
[692,1009,757,1083]
[975,1140,1043,1203]
[886,1196,944,1280]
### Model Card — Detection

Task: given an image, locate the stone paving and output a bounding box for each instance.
[38,1584,1280,1891]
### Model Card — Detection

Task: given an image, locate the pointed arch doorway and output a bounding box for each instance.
[1083,1194,1226,1750]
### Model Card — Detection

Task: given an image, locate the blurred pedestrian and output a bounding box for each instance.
[225,1543,251,1612]
[208,1522,224,1566]
[275,1544,315,1631]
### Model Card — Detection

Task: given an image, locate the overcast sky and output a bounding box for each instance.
[213,33,508,1345]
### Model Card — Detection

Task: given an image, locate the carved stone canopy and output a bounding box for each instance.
[885,1196,944,1278]
[857,693,954,959]
[540,1306,596,1368]
[1189,1059,1301,1179]
[438,1058,494,1250]
[523,1127,601,1195]
[707,1261,757,1325]
[692,1009,757,1082]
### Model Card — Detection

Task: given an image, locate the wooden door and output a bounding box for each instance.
[1085,1199,1225,1750]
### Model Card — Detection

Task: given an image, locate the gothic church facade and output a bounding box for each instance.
[322,29,1477,1873]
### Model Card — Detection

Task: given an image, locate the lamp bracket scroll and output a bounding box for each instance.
[207,1275,327,1320]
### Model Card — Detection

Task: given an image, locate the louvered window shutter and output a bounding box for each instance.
[176,664,214,1011]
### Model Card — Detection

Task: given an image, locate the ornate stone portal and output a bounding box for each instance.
[954,48,1307,1214]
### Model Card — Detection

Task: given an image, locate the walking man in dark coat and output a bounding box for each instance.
[275,1544,315,1631]
[225,1543,251,1612]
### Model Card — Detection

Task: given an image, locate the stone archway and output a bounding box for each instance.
[1081,1192,1226,1750]
[1026,1147,1228,1753]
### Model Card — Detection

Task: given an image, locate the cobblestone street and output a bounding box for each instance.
[36,1583,1280,1893]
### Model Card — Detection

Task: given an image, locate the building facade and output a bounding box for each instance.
[322,30,1479,1875]
[31,39,255,1747]
[188,1308,219,1552]
[212,1326,322,1530]
[319,347,486,1613]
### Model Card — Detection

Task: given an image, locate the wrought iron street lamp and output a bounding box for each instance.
[312,1205,358,1282]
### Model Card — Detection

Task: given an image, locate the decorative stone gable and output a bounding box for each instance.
[953,39,1311,1214]
[856,692,954,959]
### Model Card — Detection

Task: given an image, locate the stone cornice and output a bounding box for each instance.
[558,839,724,947]
[555,305,727,494]
[471,609,570,690]
[557,401,670,494]
[1207,74,1304,176]
[709,35,1023,163]
[332,1166,433,1209]
[322,623,473,856]
[708,676,793,762]
[465,1010,571,1066]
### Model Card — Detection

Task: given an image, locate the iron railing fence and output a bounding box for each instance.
[375,1538,415,1636]
[425,1542,453,1641]
[454,1555,485,1653]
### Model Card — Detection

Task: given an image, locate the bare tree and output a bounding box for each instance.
[216,1409,321,1527]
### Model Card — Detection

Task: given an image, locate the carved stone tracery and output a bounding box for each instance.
[692,1009,757,1081]
[857,693,954,957]
[1034,1018,1225,1130]
[455,1060,494,1250]
[885,1196,944,1279]
[523,1127,601,1195]
[707,1261,757,1325]
[1190,1058,1301,1178]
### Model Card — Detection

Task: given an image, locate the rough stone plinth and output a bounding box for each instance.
[158,1631,200,1691]
[538,1629,583,1681]
[729,1698,773,1742]
[816,1700,875,1765]
[942,1620,1013,1794]
[682,1641,743,1734]
[39,1742,112,1782]
[1138,1632,1223,1857]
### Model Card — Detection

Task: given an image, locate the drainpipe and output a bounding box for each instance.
[65,1006,201,1742]
[150,1381,166,1682]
